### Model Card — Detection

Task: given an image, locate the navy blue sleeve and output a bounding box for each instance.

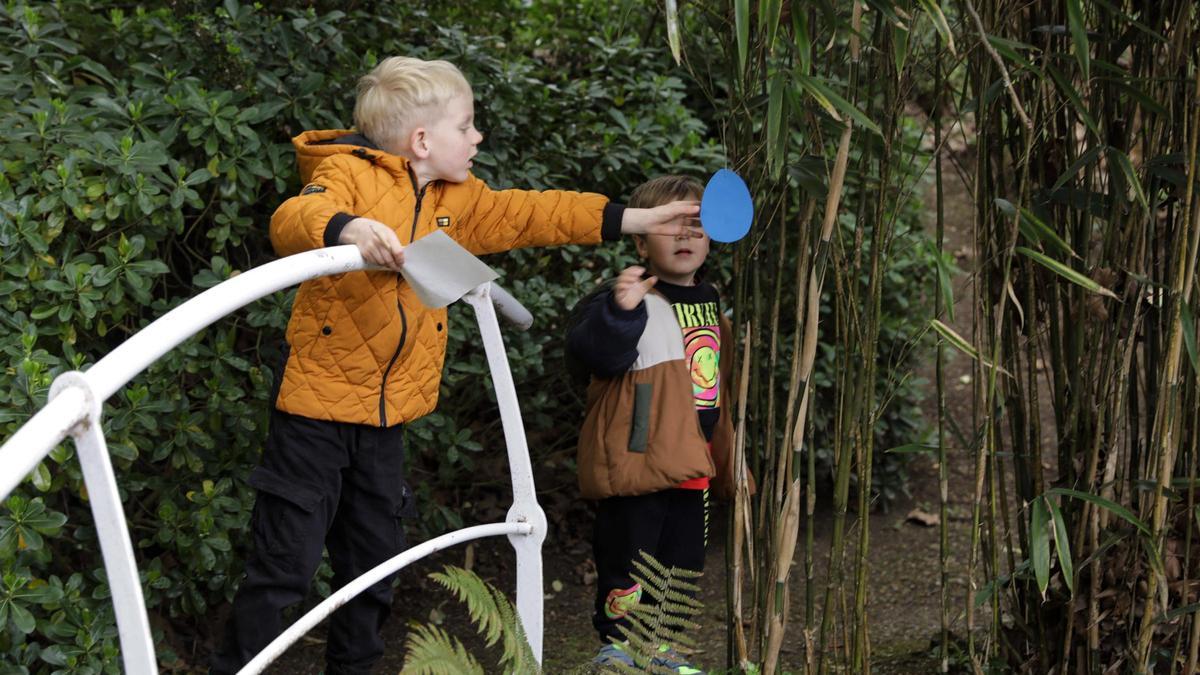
[566,289,646,378]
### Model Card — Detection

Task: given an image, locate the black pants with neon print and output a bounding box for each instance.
[592,487,708,644]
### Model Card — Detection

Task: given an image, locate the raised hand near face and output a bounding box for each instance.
[612,265,658,311]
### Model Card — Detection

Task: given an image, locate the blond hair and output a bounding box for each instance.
[628,175,704,209]
[354,56,472,152]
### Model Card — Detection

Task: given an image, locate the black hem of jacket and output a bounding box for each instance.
[324,212,357,248]
[601,203,625,242]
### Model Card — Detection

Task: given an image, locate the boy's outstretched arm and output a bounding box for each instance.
[567,267,656,378]
[447,176,702,256]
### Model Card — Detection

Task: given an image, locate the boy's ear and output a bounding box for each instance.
[408,126,431,159]
[633,234,648,258]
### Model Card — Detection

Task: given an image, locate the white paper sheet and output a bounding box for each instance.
[399,230,499,309]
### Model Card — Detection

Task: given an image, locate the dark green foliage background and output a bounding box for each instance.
[0,1,931,670]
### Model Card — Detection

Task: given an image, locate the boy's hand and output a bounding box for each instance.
[613,266,657,311]
[620,200,704,238]
[341,217,405,271]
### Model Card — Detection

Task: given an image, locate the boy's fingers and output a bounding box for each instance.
[640,276,658,293]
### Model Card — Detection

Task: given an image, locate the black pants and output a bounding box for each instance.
[592,488,708,644]
[211,409,417,675]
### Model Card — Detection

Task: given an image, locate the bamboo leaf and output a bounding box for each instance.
[986,34,1040,74]
[767,70,787,176]
[1032,496,1051,596]
[1107,147,1149,212]
[930,319,978,360]
[931,241,955,322]
[997,199,1076,257]
[1093,0,1166,44]
[665,0,681,65]
[1045,64,1100,138]
[795,74,840,122]
[1016,247,1118,299]
[1052,144,1107,191]
[1182,301,1199,379]
[795,74,881,135]
[893,24,910,73]
[929,319,1011,376]
[1046,497,1075,594]
[1066,0,1089,82]
[735,0,750,75]
[792,4,811,76]
[1018,208,1074,258]
[916,0,956,57]
[1047,487,1151,537]
[885,443,939,455]
[760,0,782,52]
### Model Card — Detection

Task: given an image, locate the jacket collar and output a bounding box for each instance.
[291,129,412,183]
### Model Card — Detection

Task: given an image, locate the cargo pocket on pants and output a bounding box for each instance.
[248,467,323,567]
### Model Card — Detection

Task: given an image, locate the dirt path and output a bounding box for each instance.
[261,155,986,674]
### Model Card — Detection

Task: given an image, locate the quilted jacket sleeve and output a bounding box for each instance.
[566,289,646,378]
[446,174,624,255]
[270,155,362,257]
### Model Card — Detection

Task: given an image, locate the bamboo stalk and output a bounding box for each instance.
[732,322,753,666]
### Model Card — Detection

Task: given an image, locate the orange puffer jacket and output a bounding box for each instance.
[270,130,622,426]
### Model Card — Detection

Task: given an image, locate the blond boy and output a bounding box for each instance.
[211,57,699,674]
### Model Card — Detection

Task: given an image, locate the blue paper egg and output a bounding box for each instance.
[700,169,753,243]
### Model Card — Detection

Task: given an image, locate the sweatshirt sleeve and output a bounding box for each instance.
[566,289,647,378]
[445,174,624,255]
[269,154,363,257]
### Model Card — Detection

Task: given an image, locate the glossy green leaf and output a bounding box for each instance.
[1066,0,1089,82]
[893,24,910,73]
[1052,144,1107,191]
[1016,247,1117,298]
[1183,301,1199,379]
[1032,496,1051,596]
[1019,207,1075,258]
[1046,64,1100,138]
[761,0,782,52]
[932,241,955,322]
[793,4,811,76]
[665,0,681,65]
[767,70,786,175]
[735,0,750,75]
[1107,147,1149,212]
[1046,497,1074,594]
[1048,488,1150,536]
[795,74,881,135]
[916,0,956,57]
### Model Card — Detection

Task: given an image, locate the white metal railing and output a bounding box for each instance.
[0,245,548,673]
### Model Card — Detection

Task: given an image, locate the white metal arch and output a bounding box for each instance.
[0,245,547,673]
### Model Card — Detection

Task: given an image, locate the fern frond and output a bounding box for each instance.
[426,565,539,674]
[400,623,485,675]
[430,566,506,648]
[489,584,539,674]
[607,551,707,673]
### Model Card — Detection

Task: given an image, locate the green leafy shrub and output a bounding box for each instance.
[0,0,934,669]
[0,0,719,668]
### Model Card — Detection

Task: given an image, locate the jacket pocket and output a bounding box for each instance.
[628,382,652,453]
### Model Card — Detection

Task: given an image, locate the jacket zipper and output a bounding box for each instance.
[378,174,427,426]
